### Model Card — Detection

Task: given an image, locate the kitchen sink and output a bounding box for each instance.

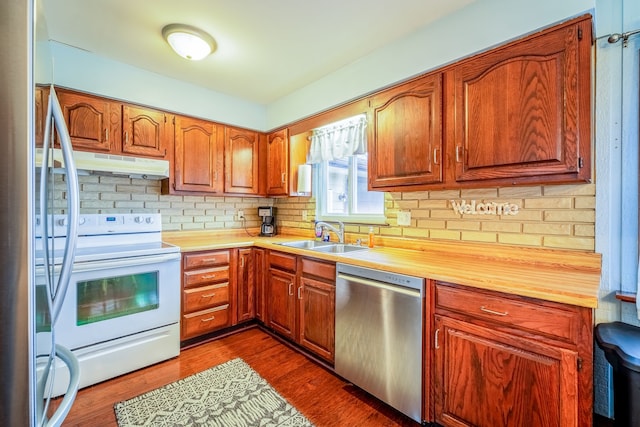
[311,244,368,254]
[277,240,334,249]
[277,240,367,253]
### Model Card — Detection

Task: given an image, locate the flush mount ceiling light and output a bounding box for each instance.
[162,24,216,61]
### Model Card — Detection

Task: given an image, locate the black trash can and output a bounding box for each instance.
[595,321,640,427]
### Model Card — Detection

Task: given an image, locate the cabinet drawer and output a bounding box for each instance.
[269,251,297,271]
[183,283,229,313]
[435,282,578,343]
[183,266,229,288]
[301,257,336,282]
[184,251,230,269]
[182,305,230,339]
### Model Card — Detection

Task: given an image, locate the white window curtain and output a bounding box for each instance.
[308,114,367,163]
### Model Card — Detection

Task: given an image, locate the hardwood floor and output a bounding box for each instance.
[53,326,420,426]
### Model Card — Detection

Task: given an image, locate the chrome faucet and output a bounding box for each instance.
[315,221,345,243]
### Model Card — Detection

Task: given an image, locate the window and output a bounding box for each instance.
[308,114,385,224]
[314,153,385,224]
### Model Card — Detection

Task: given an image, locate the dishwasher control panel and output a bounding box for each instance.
[336,263,423,290]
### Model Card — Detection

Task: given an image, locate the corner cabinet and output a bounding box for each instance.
[368,72,443,190]
[172,115,224,194]
[433,281,592,427]
[236,248,255,323]
[265,129,289,196]
[448,16,592,185]
[224,126,260,195]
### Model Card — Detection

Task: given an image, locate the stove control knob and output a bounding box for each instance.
[57,218,67,227]
[134,216,145,224]
[78,217,86,225]
[145,216,154,224]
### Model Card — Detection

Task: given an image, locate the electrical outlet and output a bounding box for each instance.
[397,210,411,226]
[237,210,245,220]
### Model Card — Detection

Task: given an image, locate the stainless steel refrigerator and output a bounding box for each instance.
[1,1,80,425]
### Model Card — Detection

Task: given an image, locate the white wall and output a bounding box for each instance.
[267,0,596,128]
[42,42,267,130]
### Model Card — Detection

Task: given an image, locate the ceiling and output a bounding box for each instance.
[39,0,474,105]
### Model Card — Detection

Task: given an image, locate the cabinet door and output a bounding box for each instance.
[298,276,335,362]
[451,18,591,184]
[254,248,267,322]
[224,126,260,194]
[236,248,255,323]
[266,129,289,196]
[434,315,578,427]
[173,115,224,193]
[35,86,49,148]
[122,104,170,159]
[369,73,443,189]
[57,89,121,153]
[267,268,296,340]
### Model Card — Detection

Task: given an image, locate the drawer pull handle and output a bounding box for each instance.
[288,283,294,296]
[203,259,219,263]
[435,328,440,349]
[433,148,439,165]
[201,293,216,298]
[480,306,508,316]
[201,274,217,280]
[455,146,462,163]
[200,316,215,322]
[297,286,302,300]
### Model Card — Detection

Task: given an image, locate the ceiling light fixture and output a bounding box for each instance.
[162,24,216,61]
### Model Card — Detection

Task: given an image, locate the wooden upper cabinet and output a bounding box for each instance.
[266,129,289,196]
[450,16,591,184]
[56,88,121,153]
[368,72,443,190]
[122,104,171,159]
[35,86,49,148]
[224,126,260,194]
[173,115,224,193]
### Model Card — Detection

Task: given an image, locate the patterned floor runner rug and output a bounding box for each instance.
[114,357,314,426]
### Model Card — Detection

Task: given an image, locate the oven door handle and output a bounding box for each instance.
[72,253,181,272]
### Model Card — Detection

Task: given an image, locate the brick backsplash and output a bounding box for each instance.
[53,175,594,251]
[51,175,273,231]
[275,183,596,251]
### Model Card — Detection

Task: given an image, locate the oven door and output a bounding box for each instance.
[38,252,180,351]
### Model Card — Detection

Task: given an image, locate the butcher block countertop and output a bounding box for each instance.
[162,228,602,309]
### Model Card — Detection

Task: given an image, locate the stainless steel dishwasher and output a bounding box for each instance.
[335,263,424,423]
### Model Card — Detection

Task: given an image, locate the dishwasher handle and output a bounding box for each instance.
[337,273,422,298]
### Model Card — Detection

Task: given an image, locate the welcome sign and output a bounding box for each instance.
[450,200,520,216]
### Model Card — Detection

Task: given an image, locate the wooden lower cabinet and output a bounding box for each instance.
[254,248,267,322]
[236,248,255,323]
[433,281,592,427]
[266,251,336,363]
[180,250,233,341]
[298,258,335,362]
[267,252,297,340]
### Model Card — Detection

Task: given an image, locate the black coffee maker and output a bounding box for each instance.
[258,206,276,236]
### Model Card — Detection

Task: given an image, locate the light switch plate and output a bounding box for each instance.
[397,211,411,226]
